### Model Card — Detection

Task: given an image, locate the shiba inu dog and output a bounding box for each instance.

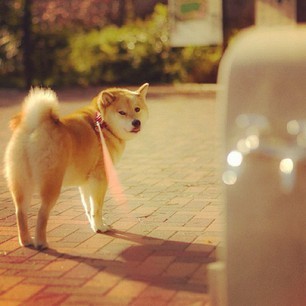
[4,84,149,250]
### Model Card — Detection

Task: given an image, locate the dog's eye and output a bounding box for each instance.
[118,111,126,116]
[135,107,140,113]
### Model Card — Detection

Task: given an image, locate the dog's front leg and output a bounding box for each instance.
[79,178,109,233]
[79,186,93,225]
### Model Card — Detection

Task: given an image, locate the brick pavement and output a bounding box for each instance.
[0,86,223,305]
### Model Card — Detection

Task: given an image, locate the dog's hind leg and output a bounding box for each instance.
[6,158,34,247]
[35,178,62,250]
[11,182,34,247]
[5,136,34,247]
[79,178,109,233]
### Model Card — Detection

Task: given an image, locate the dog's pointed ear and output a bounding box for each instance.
[99,91,115,107]
[137,83,149,98]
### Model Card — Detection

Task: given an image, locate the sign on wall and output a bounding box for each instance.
[256,0,296,26]
[169,0,223,47]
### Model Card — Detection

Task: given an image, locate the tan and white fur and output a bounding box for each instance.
[4,84,149,250]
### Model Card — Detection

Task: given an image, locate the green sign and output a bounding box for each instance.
[180,2,201,14]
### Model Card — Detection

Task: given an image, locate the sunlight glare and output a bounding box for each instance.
[287,120,300,135]
[279,158,294,174]
[222,170,237,185]
[227,150,243,167]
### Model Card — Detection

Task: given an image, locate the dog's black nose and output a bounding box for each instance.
[132,119,141,128]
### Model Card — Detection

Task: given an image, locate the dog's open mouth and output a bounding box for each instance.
[130,127,140,133]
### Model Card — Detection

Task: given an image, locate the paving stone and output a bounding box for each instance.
[0,283,44,301]
[106,279,147,302]
[130,285,175,306]
[163,262,201,279]
[42,258,79,273]
[0,276,24,293]
[0,300,21,306]
[133,255,175,277]
[168,291,210,306]
[83,271,122,289]
[63,261,99,280]
[23,292,68,306]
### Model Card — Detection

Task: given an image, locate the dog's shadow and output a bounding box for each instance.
[44,230,215,293]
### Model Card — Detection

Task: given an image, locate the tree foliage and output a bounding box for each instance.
[69,5,221,85]
[0,1,221,88]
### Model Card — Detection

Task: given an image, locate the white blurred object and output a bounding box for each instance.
[209,27,306,306]
[256,0,296,26]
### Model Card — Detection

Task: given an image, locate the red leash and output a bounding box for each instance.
[95,112,127,205]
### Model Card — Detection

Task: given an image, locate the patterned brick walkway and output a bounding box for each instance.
[0,85,223,305]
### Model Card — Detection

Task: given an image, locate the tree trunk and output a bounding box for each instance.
[222,0,230,51]
[297,0,306,22]
[22,0,33,89]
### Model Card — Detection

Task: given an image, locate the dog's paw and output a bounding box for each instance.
[91,222,110,233]
[35,241,49,251]
[20,237,35,248]
[90,216,111,233]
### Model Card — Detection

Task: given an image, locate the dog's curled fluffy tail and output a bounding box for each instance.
[10,87,59,131]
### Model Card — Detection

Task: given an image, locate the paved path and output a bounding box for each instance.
[0,86,223,305]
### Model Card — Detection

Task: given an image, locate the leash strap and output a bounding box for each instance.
[95,112,127,205]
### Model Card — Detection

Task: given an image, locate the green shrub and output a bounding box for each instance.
[0,4,222,87]
[69,4,172,85]
[181,46,222,83]
[69,4,222,85]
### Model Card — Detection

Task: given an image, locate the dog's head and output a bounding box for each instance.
[96,83,149,141]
